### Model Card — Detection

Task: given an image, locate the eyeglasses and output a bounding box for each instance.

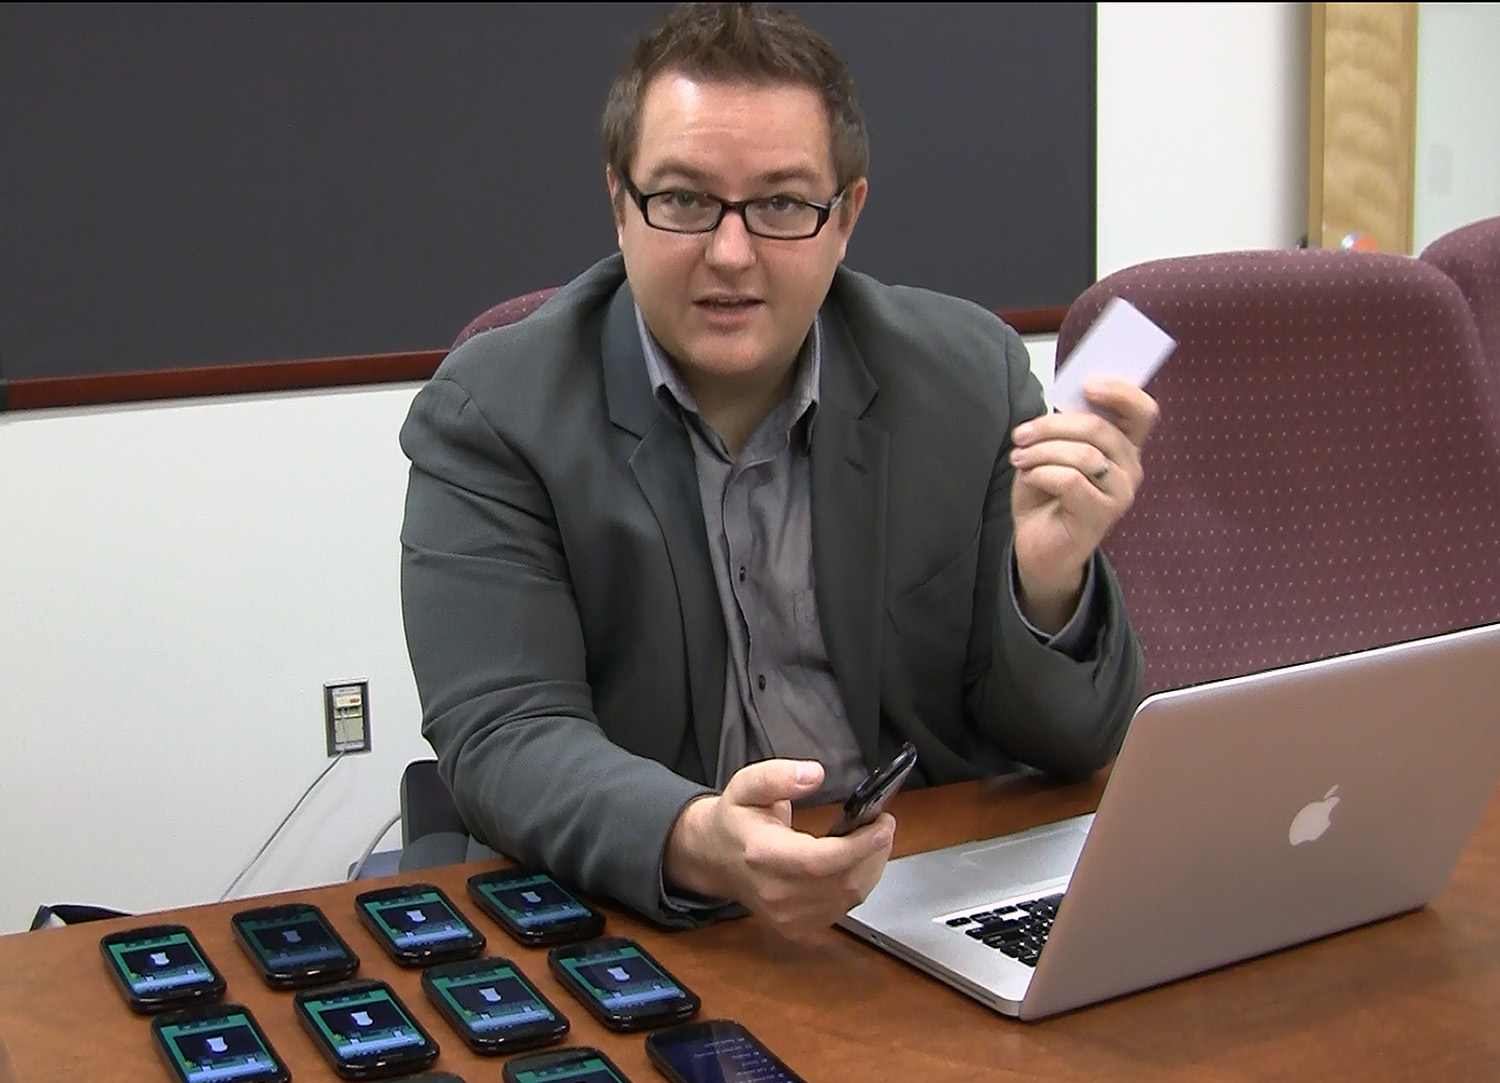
[618,172,846,240]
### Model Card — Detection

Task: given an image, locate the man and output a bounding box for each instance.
[399,2,1156,941]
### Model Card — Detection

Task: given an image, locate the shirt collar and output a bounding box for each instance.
[635,306,822,447]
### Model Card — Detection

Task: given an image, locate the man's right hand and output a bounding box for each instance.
[663,759,895,943]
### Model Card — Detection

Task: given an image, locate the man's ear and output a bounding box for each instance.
[605,166,627,241]
[834,176,869,261]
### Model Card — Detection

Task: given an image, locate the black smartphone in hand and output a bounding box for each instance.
[293,978,440,1080]
[466,867,606,947]
[502,1045,635,1083]
[825,741,917,837]
[99,923,226,1015]
[231,901,360,989]
[421,955,570,1055]
[546,936,699,1032]
[353,882,485,967]
[645,1019,809,1083]
[151,1001,290,1083]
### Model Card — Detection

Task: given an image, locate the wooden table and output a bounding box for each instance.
[4,773,1500,1082]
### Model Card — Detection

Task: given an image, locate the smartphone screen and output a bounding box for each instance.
[422,956,569,1054]
[354,883,485,966]
[546,937,699,1032]
[293,979,439,1079]
[99,924,226,1014]
[645,1020,808,1083]
[151,1003,289,1083]
[502,1046,635,1083]
[467,868,605,946]
[231,902,359,988]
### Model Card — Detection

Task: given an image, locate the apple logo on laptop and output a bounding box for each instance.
[1289,785,1340,845]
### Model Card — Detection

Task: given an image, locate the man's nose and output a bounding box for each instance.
[704,207,757,268]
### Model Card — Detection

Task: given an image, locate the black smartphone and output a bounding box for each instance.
[502,1046,635,1083]
[353,882,485,967]
[644,1019,809,1083]
[546,936,699,1033]
[231,901,360,989]
[825,741,918,837]
[151,1001,290,1083]
[293,978,440,1080]
[99,923,226,1015]
[421,955,570,1055]
[466,867,606,947]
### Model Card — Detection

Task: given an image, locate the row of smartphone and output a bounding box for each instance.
[98,866,806,1082]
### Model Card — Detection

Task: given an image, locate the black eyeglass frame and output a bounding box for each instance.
[617,171,848,240]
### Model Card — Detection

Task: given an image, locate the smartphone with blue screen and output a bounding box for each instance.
[99,923,226,1014]
[546,936,698,1032]
[293,978,440,1080]
[466,867,606,947]
[151,1002,289,1083]
[353,882,484,967]
[421,955,569,1054]
[231,901,360,988]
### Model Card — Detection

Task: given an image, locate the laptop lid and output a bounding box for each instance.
[839,622,1500,1021]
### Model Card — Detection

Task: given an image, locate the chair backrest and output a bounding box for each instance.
[399,758,465,848]
[1419,216,1500,374]
[1056,248,1500,696]
[452,286,561,349]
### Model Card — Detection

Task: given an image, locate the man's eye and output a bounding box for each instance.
[762,194,802,213]
[667,190,712,209]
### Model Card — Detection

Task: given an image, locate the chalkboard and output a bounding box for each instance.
[0,2,1094,380]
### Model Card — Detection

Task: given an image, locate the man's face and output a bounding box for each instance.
[609,73,866,386]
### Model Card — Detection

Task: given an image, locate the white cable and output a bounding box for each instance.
[219,753,346,902]
[348,811,402,881]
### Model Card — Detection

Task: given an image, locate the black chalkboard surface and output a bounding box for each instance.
[0,2,1093,380]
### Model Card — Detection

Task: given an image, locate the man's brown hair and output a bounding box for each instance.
[601,2,869,198]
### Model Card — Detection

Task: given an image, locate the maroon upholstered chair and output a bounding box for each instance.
[1419,216,1500,376]
[1055,248,1500,696]
[452,286,561,349]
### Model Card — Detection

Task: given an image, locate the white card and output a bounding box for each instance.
[1049,296,1175,413]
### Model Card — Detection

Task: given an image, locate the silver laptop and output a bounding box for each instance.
[838,623,1500,1020]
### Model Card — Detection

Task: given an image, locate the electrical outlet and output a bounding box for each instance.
[324,680,371,756]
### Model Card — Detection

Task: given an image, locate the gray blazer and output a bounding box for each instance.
[399,254,1144,925]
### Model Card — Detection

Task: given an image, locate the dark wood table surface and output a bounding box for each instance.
[4,772,1500,1082]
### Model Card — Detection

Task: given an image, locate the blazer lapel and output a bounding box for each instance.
[601,285,726,778]
[811,308,888,769]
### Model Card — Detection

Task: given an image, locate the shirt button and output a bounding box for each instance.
[737,566,747,583]
[757,674,767,691]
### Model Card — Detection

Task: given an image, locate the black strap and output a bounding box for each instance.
[29,903,130,930]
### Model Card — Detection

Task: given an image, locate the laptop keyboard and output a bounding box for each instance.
[945,892,1064,967]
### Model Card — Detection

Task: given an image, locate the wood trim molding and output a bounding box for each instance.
[0,306,1069,412]
[2,351,446,412]
[1307,2,1419,253]
[1001,305,1070,337]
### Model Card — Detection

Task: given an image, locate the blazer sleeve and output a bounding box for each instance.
[398,375,716,926]
[963,331,1146,780]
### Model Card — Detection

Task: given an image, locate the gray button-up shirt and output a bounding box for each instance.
[640,309,866,806]
[637,309,1102,809]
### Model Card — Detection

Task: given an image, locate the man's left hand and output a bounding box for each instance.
[1008,380,1160,633]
